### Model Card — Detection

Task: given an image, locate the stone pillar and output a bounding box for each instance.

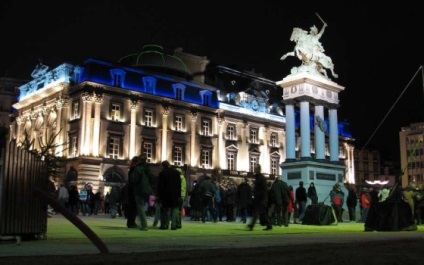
[300,100,311,159]
[285,103,296,160]
[329,108,339,162]
[314,105,325,160]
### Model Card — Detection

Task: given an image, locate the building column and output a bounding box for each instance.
[190,111,197,167]
[80,92,92,156]
[161,106,169,162]
[239,122,248,172]
[261,126,269,173]
[216,113,224,169]
[285,103,296,160]
[61,98,70,157]
[314,105,325,160]
[328,108,339,162]
[129,99,138,159]
[55,98,63,156]
[92,94,102,157]
[300,100,311,159]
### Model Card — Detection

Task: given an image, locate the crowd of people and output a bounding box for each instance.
[47,159,424,230]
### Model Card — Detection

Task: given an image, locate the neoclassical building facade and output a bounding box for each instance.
[10,45,354,193]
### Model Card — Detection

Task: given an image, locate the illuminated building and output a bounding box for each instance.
[10,45,354,193]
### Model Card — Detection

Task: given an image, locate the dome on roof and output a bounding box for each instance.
[118,44,192,79]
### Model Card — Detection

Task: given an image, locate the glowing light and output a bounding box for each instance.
[365,180,389,185]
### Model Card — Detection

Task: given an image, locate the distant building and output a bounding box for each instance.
[9,44,354,194]
[0,77,27,132]
[399,122,424,187]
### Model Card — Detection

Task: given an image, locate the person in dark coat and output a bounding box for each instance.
[307,182,318,205]
[236,177,253,224]
[270,176,290,227]
[198,174,217,223]
[133,155,152,231]
[247,164,272,231]
[295,181,307,223]
[124,156,140,228]
[157,160,181,230]
[346,185,358,222]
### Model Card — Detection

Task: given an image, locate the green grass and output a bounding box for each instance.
[47,215,411,241]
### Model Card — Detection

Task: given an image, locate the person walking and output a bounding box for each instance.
[295,181,307,223]
[157,160,181,230]
[247,164,272,231]
[133,154,152,231]
[236,177,253,224]
[175,167,187,229]
[330,183,345,222]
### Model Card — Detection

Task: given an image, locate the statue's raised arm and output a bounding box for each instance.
[280,14,338,80]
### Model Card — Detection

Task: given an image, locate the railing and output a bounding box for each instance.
[0,140,48,243]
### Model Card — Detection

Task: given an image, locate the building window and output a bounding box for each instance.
[72,101,79,119]
[110,69,126,87]
[142,141,154,163]
[250,128,258,144]
[271,157,279,175]
[249,155,259,172]
[199,90,212,106]
[175,114,184,131]
[110,103,121,121]
[144,109,154,127]
[201,148,211,168]
[109,136,120,159]
[227,124,236,140]
[227,152,236,170]
[270,132,278,147]
[71,136,78,158]
[173,145,183,166]
[202,119,211,136]
[143,76,157,94]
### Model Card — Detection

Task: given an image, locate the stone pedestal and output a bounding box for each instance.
[277,72,347,207]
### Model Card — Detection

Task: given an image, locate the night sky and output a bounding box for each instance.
[2,2,424,163]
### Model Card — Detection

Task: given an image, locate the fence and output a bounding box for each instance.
[0,139,48,243]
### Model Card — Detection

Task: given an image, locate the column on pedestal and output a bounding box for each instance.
[300,100,311,159]
[285,103,296,160]
[328,108,339,162]
[314,105,325,160]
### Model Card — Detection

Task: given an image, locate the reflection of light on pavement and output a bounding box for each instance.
[365,180,389,185]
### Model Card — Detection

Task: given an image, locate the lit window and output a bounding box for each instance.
[174,146,183,166]
[109,137,120,159]
[71,136,78,157]
[201,149,210,168]
[111,103,121,121]
[271,158,279,175]
[227,153,235,170]
[72,101,79,119]
[270,133,278,147]
[145,109,153,127]
[202,119,210,136]
[250,128,258,143]
[142,142,153,163]
[175,115,183,131]
[227,124,236,140]
[249,155,258,172]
